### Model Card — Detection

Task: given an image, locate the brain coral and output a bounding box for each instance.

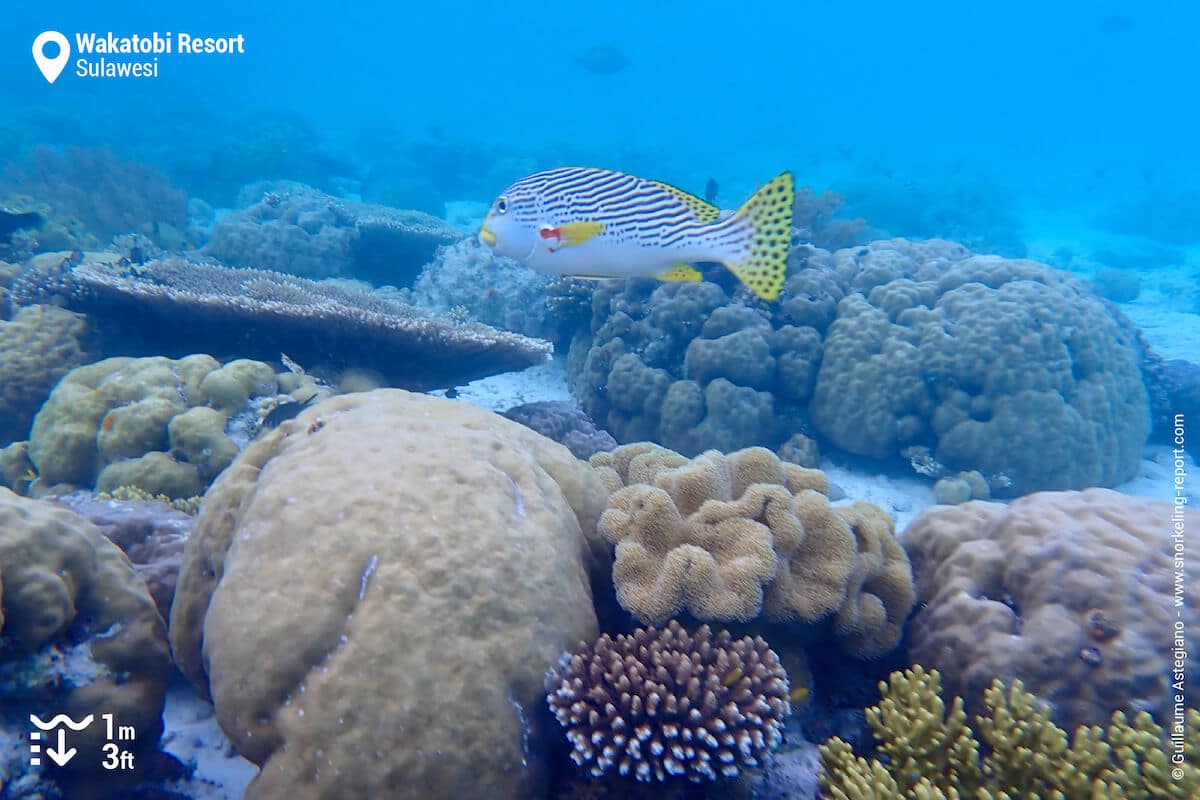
[810,239,1150,495]
[169,389,612,800]
[0,488,171,776]
[27,354,272,496]
[594,444,915,658]
[902,488,1199,731]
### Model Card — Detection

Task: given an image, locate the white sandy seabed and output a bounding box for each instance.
[162,318,1200,798]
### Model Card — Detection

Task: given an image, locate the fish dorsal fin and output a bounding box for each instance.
[650,181,721,223]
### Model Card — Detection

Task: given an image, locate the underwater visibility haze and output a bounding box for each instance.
[0,2,1197,799]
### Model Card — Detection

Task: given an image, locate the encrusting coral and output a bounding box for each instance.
[592,444,915,658]
[902,488,1199,731]
[11,250,553,388]
[547,620,791,783]
[819,664,1199,800]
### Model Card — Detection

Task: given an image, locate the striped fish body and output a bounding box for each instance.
[480,166,795,300]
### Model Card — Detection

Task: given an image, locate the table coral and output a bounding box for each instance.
[819,665,1199,799]
[595,444,914,657]
[902,489,1200,731]
[11,250,553,389]
[0,488,171,777]
[168,390,612,800]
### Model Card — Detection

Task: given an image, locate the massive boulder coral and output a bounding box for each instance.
[569,239,1154,496]
[0,488,171,776]
[0,303,91,446]
[810,239,1150,495]
[24,354,271,497]
[204,181,462,284]
[567,261,844,455]
[12,251,552,389]
[593,444,915,658]
[902,488,1199,731]
[168,390,611,800]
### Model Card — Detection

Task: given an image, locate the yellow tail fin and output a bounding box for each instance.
[721,171,794,301]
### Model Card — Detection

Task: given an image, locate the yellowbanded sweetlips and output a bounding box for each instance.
[479,167,795,301]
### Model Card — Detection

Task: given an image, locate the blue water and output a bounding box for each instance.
[5,0,1198,250]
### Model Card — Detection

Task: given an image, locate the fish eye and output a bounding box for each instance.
[496,196,509,214]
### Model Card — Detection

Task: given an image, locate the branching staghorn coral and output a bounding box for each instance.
[819,665,1200,800]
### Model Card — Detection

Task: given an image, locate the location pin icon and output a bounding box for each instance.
[32,31,70,84]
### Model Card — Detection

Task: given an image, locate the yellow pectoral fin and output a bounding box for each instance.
[654,263,703,282]
[557,221,605,246]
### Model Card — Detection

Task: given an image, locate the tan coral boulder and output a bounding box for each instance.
[0,488,171,776]
[169,390,609,800]
[903,488,1200,730]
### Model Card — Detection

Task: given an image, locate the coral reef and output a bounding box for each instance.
[819,664,1199,799]
[11,251,553,389]
[504,400,618,459]
[204,181,461,285]
[593,444,915,658]
[54,491,195,621]
[0,303,91,446]
[1,145,188,250]
[169,390,612,800]
[548,620,791,783]
[0,488,172,776]
[23,355,264,497]
[567,262,843,455]
[407,238,557,340]
[791,187,866,252]
[570,238,1151,495]
[810,239,1149,495]
[902,489,1200,731]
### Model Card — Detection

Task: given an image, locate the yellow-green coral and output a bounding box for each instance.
[819,665,1200,800]
[96,485,202,515]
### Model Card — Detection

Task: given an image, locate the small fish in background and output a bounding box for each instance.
[1099,15,1135,34]
[479,166,795,301]
[574,45,630,76]
[704,178,719,205]
[260,392,319,430]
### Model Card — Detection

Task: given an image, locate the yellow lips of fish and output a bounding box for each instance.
[479,211,497,246]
